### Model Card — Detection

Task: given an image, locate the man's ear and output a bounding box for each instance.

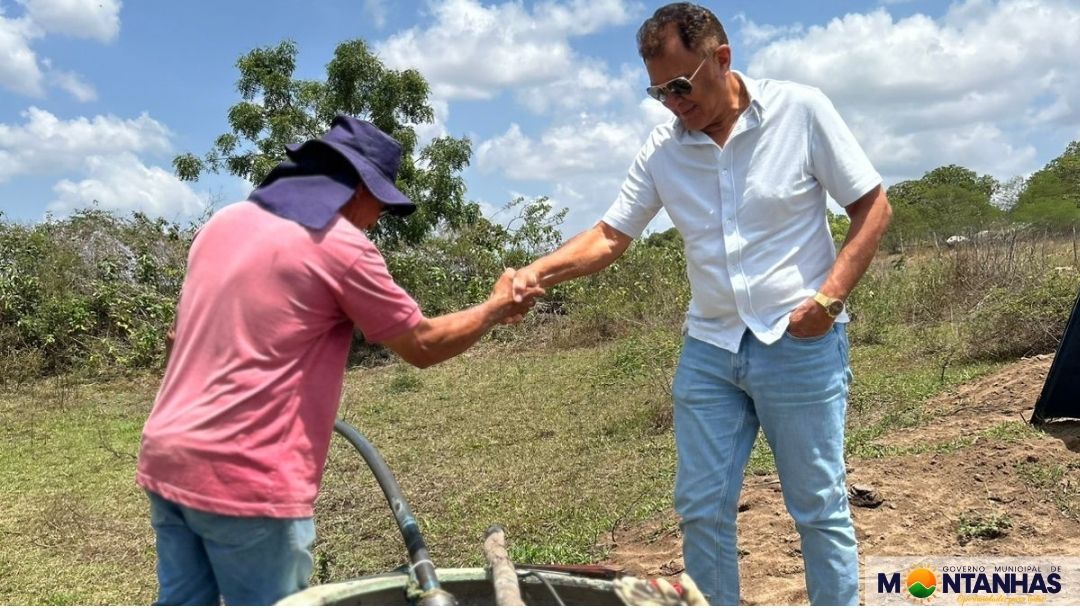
[715,44,732,72]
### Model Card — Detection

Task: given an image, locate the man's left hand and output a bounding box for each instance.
[786,297,834,339]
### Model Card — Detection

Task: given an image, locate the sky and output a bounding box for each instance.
[1,0,1079,237]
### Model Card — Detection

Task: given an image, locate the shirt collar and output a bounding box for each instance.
[674,70,765,145]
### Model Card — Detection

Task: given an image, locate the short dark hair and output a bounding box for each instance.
[637,3,728,60]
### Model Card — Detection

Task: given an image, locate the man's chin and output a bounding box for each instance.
[678,116,705,132]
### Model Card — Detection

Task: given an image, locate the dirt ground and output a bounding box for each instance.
[602,356,1080,605]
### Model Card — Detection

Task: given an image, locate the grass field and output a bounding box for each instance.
[0,328,1000,604]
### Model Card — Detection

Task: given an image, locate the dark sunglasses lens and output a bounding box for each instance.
[668,78,693,97]
[646,77,693,102]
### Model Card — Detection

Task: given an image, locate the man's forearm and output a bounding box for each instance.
[385,269,542,368]
[402,301,505,368]
[820,186,892,301]
[525,222,632,289]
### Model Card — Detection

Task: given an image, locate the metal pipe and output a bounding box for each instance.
[333,419,456,606]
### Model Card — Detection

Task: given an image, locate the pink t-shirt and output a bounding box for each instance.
[136,201,421,518]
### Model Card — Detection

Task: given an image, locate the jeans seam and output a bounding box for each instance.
[712,396,748,601]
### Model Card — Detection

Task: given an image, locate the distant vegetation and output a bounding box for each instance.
[883,142,1080,250]
[2,164,1079,384]
[3,34,1079,383]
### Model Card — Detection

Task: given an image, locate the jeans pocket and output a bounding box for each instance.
[784,328,832,343]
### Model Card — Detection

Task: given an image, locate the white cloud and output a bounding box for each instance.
[476,97,673,234]
[363,0,387,29]
[0,1,119,100]
[0,107,171,182]
[733,13,804,47]
[515,61,640,115]
[377,0,638,104]
[17,0,121,43]
[373,0,658,232]
[0,11,45,96]
[477,117,644,182]
[48,152,206,218]
[459,0,1079,238]
[746,0,1080,181]
[48,68,96,101]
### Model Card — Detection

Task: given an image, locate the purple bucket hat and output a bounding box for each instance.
[249,115,416,230]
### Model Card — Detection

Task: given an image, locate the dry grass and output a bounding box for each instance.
[4,237,1073,604]
[0,323,1010,604]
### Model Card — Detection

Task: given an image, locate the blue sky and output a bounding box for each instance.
[1,0,1079,236]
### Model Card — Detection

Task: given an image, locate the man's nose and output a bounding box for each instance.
[664,95,690,112]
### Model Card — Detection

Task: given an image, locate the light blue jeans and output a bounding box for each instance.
[148,492,315,605]
[672,325,857,605]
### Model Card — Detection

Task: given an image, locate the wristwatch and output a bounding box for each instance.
[813,291,844,318]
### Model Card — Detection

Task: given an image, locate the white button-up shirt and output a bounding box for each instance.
[602,72,881,353]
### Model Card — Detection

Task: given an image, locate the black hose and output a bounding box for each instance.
[333,419,456,606]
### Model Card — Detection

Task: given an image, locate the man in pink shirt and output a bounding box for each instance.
[136,115,542,605]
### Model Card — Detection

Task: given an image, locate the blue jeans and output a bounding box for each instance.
[672,325,857,605]
[148,492,315,605]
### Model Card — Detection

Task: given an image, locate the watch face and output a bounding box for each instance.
[827,300,844,317]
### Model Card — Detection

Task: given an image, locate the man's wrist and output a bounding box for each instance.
[481,298,507,325]
[812,291,845,318]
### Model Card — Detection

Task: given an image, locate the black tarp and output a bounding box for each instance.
[1033,287,1080,423]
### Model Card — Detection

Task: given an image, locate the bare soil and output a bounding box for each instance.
[602,356,1080,605]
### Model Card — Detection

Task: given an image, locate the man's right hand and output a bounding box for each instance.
[511,267,542,303]
[492,268,544,324]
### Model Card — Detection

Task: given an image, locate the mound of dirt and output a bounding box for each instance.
[602,356,1080,605]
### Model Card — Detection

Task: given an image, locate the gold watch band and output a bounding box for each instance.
[813,291,844,318]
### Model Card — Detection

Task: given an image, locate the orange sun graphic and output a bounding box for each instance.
[906,568,938,599]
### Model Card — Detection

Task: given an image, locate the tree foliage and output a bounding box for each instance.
[173,39,478,248]
[1010,140,1080,228]
[0,210,192,381]
[885,164,1004,248]
[827,210,850,247]
[382,197,568,318]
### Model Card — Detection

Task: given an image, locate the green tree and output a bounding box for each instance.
[382,197,568,317]
[643,227,683,250]
[885,165,1004,248]
[173,39,479,248]
[1011,140,1080,228]
[921,164,997,197]
[827,210,850,247]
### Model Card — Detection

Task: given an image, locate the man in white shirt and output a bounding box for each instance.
[512,3,892,605]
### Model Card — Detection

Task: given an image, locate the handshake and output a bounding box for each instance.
[487,267,545,325]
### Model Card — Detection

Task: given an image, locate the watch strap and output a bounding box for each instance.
[812,291,843,318]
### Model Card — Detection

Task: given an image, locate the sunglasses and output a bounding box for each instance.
[646,56,709,103]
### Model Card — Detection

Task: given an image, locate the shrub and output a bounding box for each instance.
[5,202,1077,383]
[0,209,193,382]
[846,231,1079,363]
[956,512,1011,545]
[964,270,1078,361]
[552,234,690,346]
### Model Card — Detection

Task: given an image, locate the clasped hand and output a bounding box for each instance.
[490,268,544,325]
